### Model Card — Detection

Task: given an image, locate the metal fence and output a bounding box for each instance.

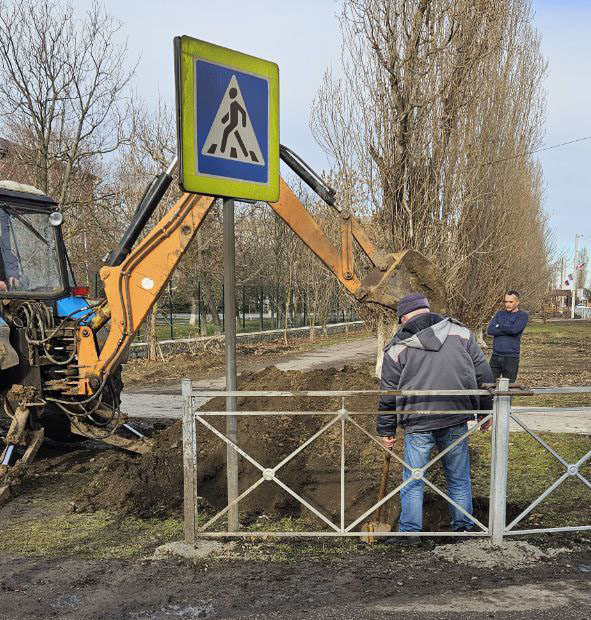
[575,305,591,319]
[181,378,591,545]
[126,280,359,342]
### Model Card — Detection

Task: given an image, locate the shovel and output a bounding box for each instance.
[361,448,392,543]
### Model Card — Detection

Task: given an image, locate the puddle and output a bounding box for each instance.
[131,600,214,619]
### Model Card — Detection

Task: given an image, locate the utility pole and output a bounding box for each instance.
[572,234,583,319]
[560,257,565,291]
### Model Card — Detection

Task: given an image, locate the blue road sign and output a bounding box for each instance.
[196,61,269,184]
[175,36,279,201]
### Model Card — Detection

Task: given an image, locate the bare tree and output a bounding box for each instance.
[108,97,182,357]
[0,0,135,204]
[0,0,136,290]
[576,247,588,294]
[311,0,550,358]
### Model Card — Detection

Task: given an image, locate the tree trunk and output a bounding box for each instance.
[283,286,291,346]
[201,280,222,334]
[147,302,159,361]
[200,306,208,336]
[196,230,221,333]
[375,315,391,378]
[189,297,198,326]
[475,326,487,349]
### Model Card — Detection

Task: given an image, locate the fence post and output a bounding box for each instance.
[489,377,510,545]
[182,378,197,545]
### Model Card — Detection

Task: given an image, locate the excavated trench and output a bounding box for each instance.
[70,364,509,531]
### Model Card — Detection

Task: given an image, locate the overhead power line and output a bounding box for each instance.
[486,135,591,166]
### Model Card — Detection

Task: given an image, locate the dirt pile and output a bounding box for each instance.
[432,539,573,569]
[73,363,492,527]
[73,364,392,521]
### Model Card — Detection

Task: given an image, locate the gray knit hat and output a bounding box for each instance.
[397,293,430,320]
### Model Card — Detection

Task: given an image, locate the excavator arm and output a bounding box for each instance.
[78,191,215,393]
[78,148,445,394]
[269,176,445,311]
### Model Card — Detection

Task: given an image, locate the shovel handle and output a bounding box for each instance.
[374,448,392,523]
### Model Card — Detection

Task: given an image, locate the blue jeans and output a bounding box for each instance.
[400,422,473,532]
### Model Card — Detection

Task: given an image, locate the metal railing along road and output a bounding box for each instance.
[181,378,591,545]
[575,305,591,319]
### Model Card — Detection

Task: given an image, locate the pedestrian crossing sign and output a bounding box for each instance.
[174,36,279,201]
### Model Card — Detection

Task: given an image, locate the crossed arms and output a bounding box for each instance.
[487,311,528,336]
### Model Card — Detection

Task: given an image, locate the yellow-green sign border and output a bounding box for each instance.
[174,35,279,202]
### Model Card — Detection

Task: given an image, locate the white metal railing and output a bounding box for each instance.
[181,378,591,545]
[575,305,591,319]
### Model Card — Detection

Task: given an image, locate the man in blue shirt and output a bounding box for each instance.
[487,290,529,383]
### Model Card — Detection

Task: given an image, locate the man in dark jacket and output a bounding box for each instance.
[487,290,528,383]
[377,293,493,537]
[0,210,20,291]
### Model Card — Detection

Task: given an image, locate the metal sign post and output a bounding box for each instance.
[223,198,239,532]
[175,35,279,533]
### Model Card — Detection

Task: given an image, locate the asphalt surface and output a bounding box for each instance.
[121,338,591,433]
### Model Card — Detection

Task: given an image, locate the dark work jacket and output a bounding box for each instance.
[0,247,19,279]
[377,313,493,437]
[486,310,528,357]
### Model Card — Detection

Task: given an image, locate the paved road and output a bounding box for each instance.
[121,337,591,433]
[121,337,378,419]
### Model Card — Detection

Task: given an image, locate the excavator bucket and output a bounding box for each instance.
[356,250,447,314]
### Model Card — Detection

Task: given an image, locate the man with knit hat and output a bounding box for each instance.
[377,293,493,541]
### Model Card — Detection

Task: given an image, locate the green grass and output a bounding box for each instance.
[0,511,184,559]
[470,432,591,525]
[521,320,591,336]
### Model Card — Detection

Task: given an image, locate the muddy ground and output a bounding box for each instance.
[0,321,590,619]
[0,538,591,619]
[71,320,591,526]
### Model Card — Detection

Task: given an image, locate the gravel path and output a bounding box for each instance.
[121,337,378,418]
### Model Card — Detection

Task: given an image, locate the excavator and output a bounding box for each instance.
[0,145,445,501]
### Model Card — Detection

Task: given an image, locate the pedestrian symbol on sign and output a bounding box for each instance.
[202,75,264,166]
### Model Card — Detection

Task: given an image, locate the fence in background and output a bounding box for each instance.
[90,273,359,342]
[181,378,591,545]
[575,305,591,319]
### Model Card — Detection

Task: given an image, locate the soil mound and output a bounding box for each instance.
[73,364,390,521]
[432,540,573,569]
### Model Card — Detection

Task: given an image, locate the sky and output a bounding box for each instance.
[80,0,590,266]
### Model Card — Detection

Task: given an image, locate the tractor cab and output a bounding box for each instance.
[0,181,69,299]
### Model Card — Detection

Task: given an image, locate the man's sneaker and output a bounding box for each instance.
[381,535,422,546]
[440,527,473,544]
